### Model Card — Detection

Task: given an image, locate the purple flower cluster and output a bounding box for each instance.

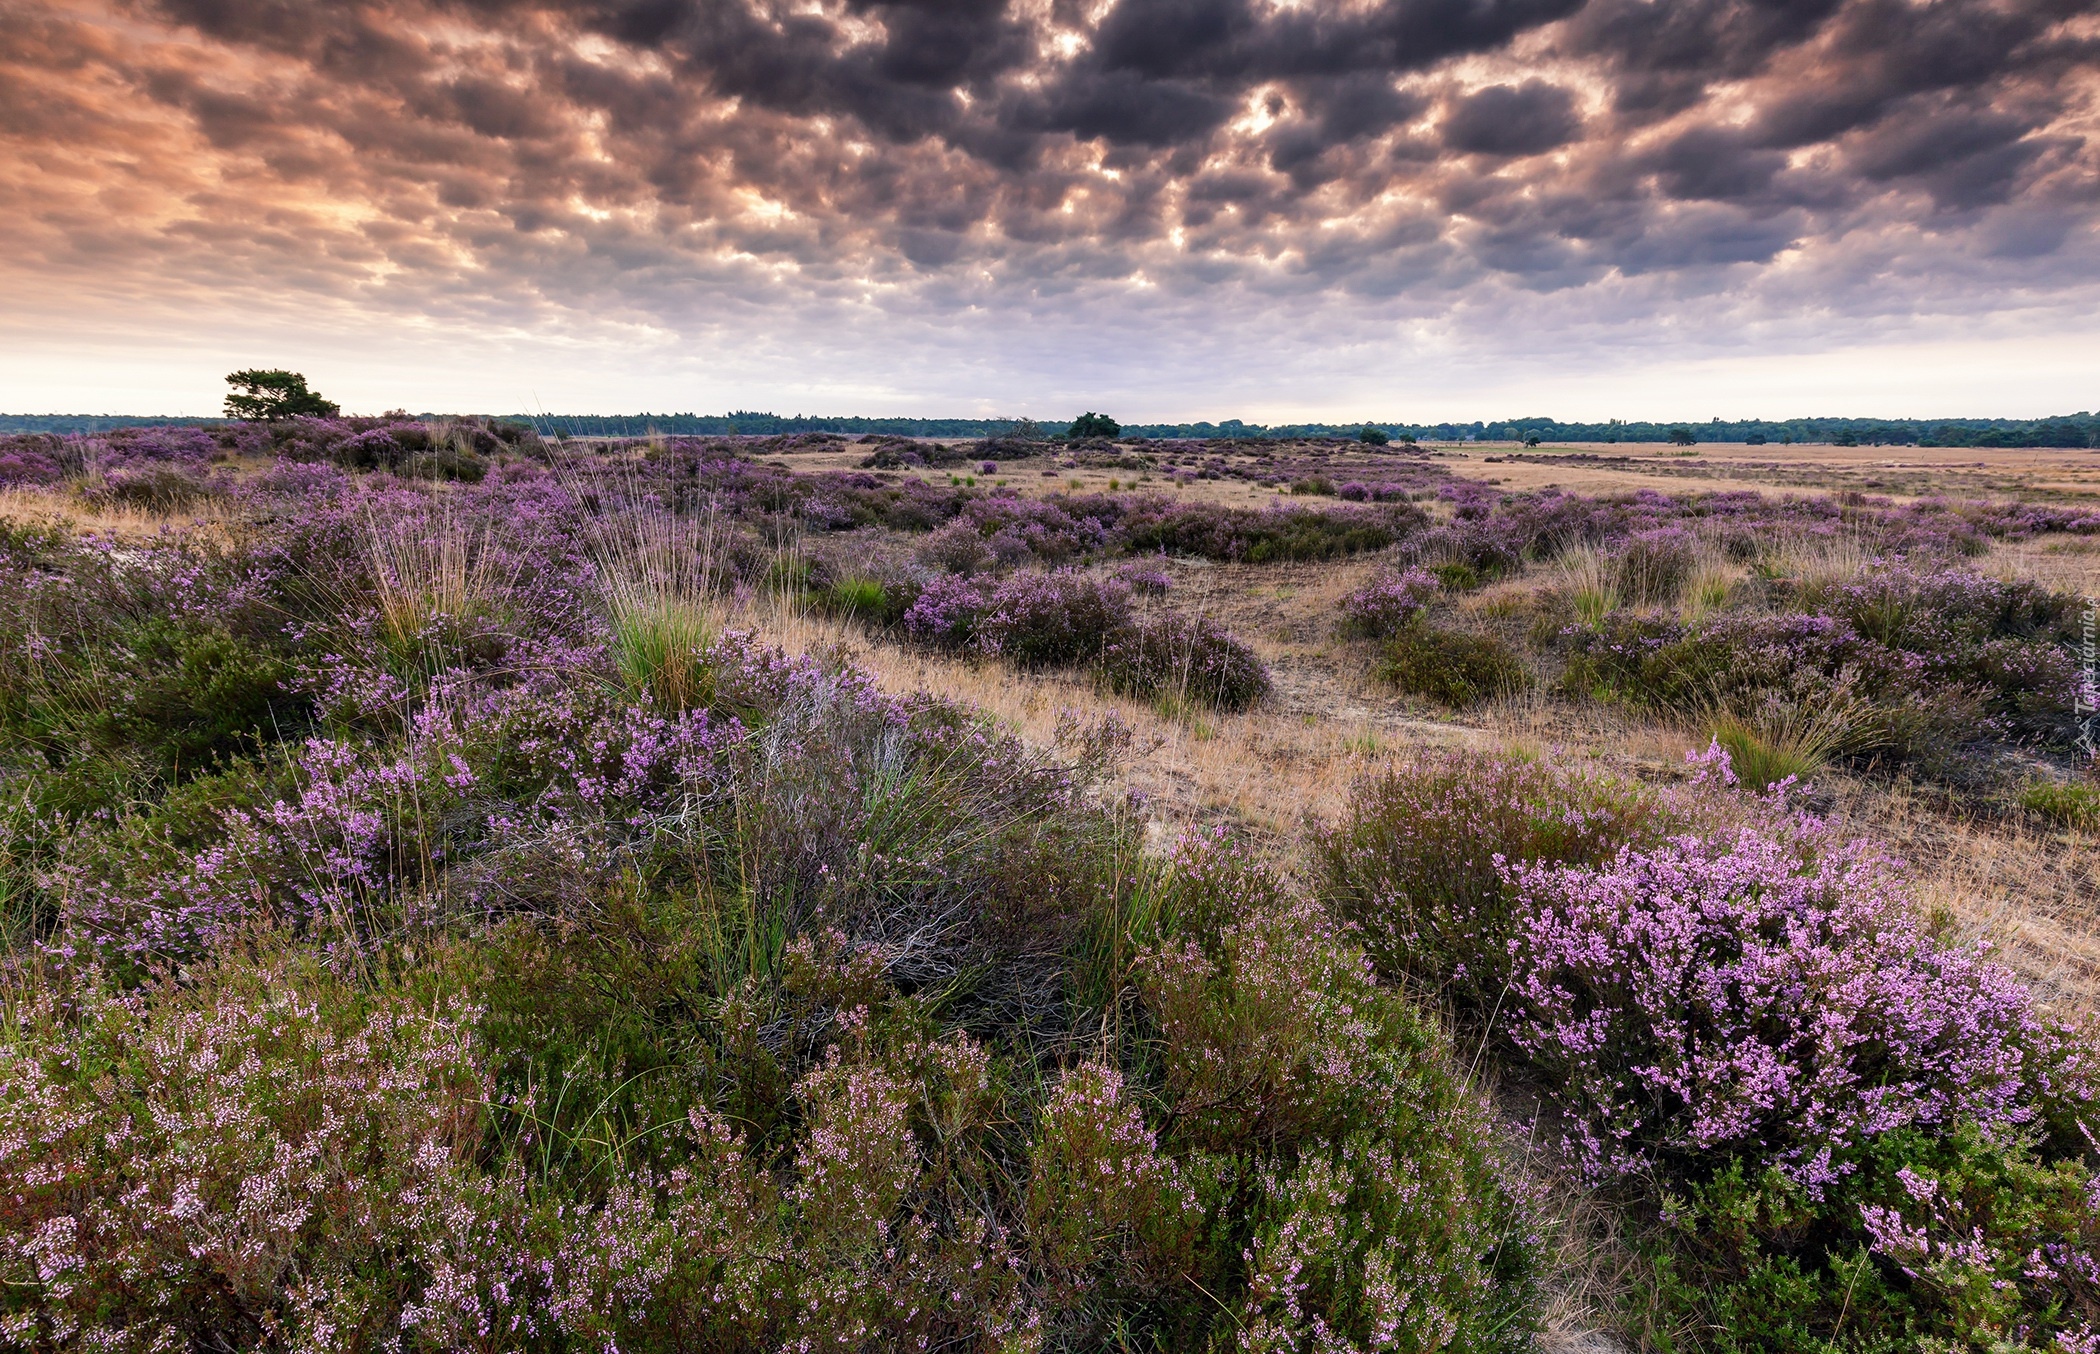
[1562,560,2084,754]
[1503,819,2094,1187]
[899,572,985,646]
[1097,611,1270,710]
[1338,568,1440,638]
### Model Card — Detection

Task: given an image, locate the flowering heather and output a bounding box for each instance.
[0,961,488,1348]
[1338,568,1440,638]
[1318,751,1682,1004]
[898,572,985,646]
[1320,748,2100,1349]
[1097,611,1270,710]
[1562,561,2084,757]
[975,569,1132,667]
[1118,496,1424,562]
[1110,560,1173,594]
[1503,820,2095,1184]
[1140,832,1537,1350]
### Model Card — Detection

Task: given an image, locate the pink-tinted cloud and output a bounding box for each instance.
[1,0,2096,414]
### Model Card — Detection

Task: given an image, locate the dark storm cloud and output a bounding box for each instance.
[1442,80,1581,156]
[0,0,2095,347]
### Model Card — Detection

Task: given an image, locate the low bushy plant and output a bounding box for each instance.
[1500,816,2100,1349]
[1318,750,1676,1004]
[1120,499,1422,562]
[1611,525,1697,607]
[1138,833,1538,1351]
[899,572,985,647]
[2022,777,2100,830]
[1096,611,1270,710]
[1338,568,1439,638]
[1378,622,1527,707]
[976,569,1132,667]
[0,956,488,1347]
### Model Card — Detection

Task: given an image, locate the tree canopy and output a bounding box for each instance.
[223,370,339,421]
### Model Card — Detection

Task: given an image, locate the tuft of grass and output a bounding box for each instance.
[364,506,510,661]
[816,575,910,627]
[1704,698,1883,790]
[1757,530,1876,588]
[2019,778,2100,831]
[578,483,722,710]
[1555,546,1619,627]
[1429,559,1483,591]
[1679,559,1737,622]
[609,597,717,709]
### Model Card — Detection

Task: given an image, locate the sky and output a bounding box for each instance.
[2,0,2098,422]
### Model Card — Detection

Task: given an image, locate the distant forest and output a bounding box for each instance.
[5,409,2098,447]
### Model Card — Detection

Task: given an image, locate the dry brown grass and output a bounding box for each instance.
[1821,774,2100,1017]
[1983,533,2100,596]
[0,484,219,540]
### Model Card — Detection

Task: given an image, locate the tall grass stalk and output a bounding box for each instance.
[575,477,723,710]
[1678,546,1739,622]
[1555,546,1619,627]
[362,505,512,660]
[1758,529,1876,589]
[1703,697,1884,790]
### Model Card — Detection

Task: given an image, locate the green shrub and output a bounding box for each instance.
[1138,837,1538,1351]
[2020,777,2100,831]
[4,618,295,788]
[1095,612,1270,711]
[815,575,915,627]
[1317,750,1675,1005]
[1641,1122,2100,1353]
[1429,559,1482,591]
[1378,623,1527,707]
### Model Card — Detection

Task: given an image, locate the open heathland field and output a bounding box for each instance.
[2,416,2099,1353]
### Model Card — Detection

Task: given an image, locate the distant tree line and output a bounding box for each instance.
[5,408,2097,446]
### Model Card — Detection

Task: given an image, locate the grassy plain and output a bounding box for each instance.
[3,423,2097,1352]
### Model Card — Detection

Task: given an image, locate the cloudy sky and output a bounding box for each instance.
[3,0,2097,420]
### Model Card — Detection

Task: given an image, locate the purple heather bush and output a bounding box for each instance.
[1097,611,1270,710]
[1110,560,1173,594]
[1338,568,1440,638]
[1562,561,2084,758]
[1503,819,2094,1184]
[1318,750,1683,1004]
[975,569,1132,667]
[1320,748,2100,1348]
[899,571,985,646]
